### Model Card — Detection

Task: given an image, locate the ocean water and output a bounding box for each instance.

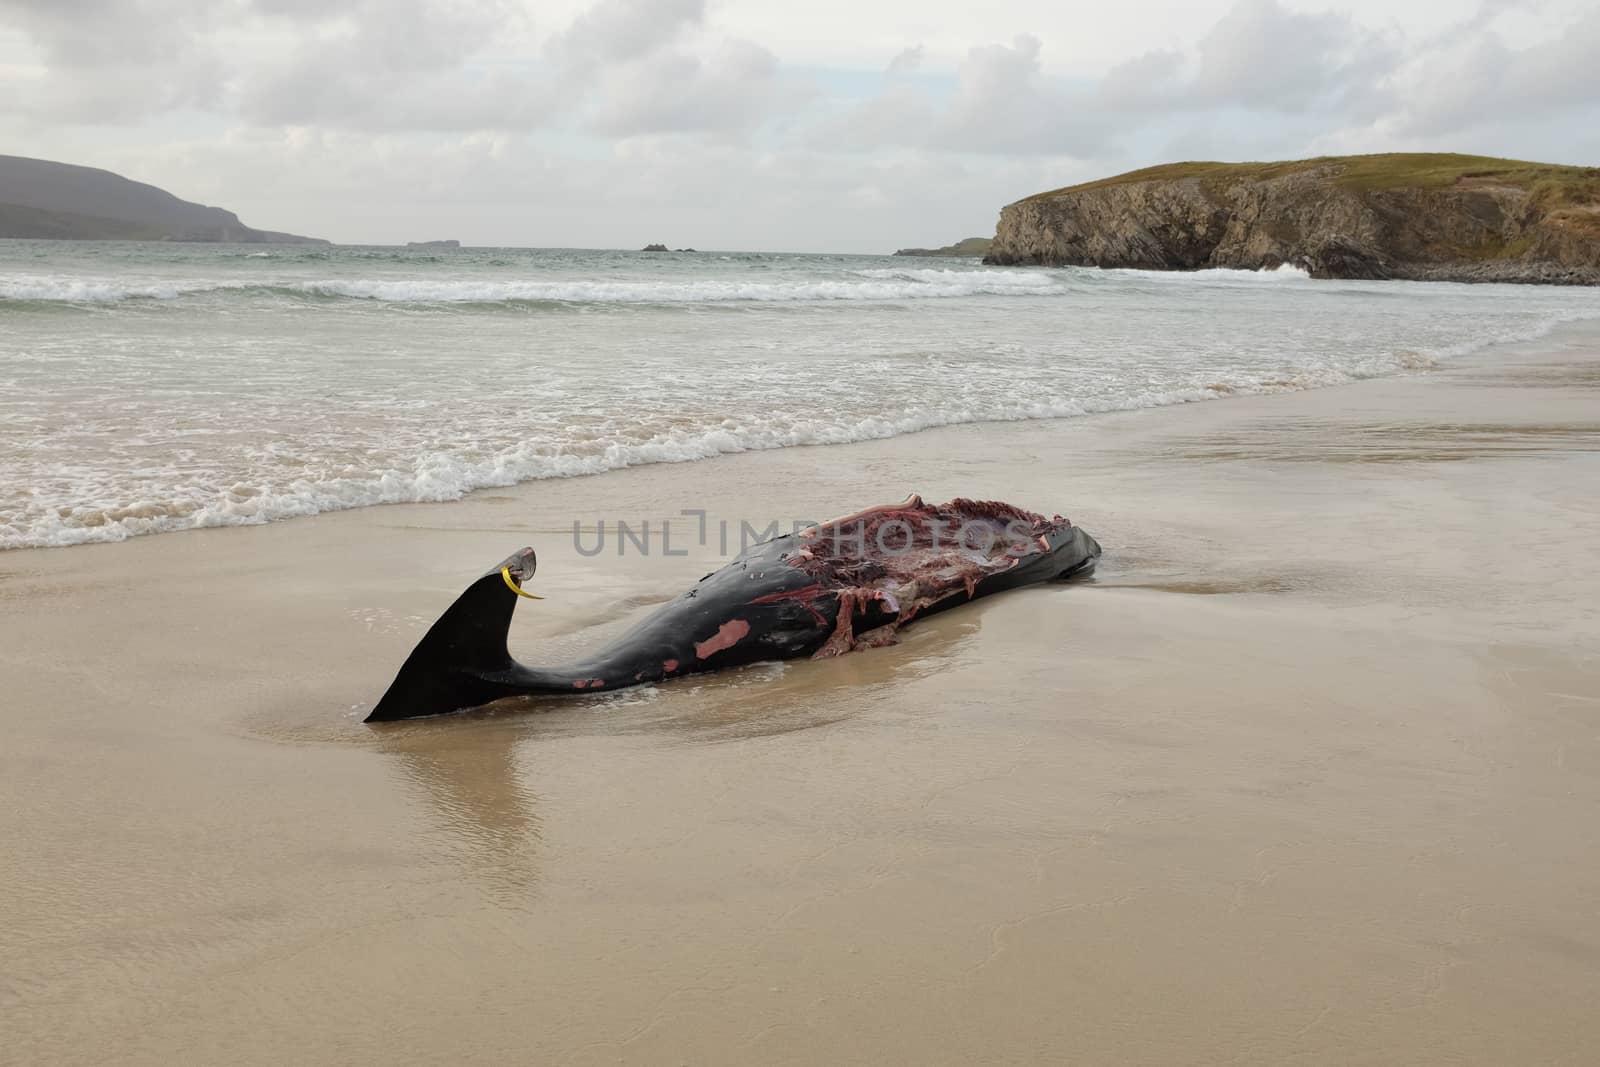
[3,240,1598,549]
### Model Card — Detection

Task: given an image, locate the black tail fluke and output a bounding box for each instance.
[365,548,538,723]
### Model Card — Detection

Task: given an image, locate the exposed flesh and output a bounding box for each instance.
[782,495,1073,657]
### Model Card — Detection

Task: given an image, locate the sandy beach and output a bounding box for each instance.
[5,321,1600,1065]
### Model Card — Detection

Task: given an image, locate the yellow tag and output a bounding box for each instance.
[501,566,543,600]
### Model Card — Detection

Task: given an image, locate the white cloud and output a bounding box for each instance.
[582,38,795,138]
[1190,0,1397,113]
[807,85,936,154]
[932,34,1112,155]
[1307,4,1600,160]
[886,45,924,76]
[1096,50,1186,114]
[1,0,1597,250]
[812,35,1112,157]
[549,0,704,66]
[1381,7,1600,136]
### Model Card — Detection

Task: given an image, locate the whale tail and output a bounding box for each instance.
[364,548,537,723]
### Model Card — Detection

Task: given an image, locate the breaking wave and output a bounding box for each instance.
[3,330,1578,551]
[0,376,1304,548]
[0,270,1064,307]
[1104,263,1314,283]
[5,243,1597,550]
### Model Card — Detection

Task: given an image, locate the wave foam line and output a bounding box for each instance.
[0,354,1502,550]
[6,303,1596,551]
[1,271,1064,306]
[1102,263,1314,282]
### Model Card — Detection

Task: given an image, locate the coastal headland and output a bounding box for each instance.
[985,153,1600,284]
[0,154,328,243]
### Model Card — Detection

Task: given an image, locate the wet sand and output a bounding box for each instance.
[5,323,1600,1065]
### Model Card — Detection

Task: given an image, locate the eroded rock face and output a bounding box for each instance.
[984,165,1600,285]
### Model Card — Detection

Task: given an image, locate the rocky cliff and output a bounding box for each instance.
[0,154,328,243]
[984,154,1600,284]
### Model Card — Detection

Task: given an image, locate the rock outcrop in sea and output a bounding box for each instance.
[984,154,1600,285]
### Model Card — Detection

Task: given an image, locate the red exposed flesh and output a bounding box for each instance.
[768,496,1075,659]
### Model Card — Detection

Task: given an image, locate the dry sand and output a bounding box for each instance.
[4,323,1600,1065]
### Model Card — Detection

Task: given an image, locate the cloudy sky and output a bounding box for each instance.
[2,0,1597,250]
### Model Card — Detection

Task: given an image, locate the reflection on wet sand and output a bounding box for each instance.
[1176,420,1600,463]
[1454,359,1600,389]
[355,602,985,898]
[1093,577,1299,595]
[370,719,546,901]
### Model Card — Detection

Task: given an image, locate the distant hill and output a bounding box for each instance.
[0,155,328,244]
[984,153,1600,284]
[892,237,992,257]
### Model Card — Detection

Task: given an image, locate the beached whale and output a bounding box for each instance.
[366,495,1100,722]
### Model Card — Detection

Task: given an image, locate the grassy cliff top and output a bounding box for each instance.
[1024,153,1599,202]
[893,236,994,256]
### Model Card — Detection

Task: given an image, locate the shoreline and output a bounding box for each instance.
[9,308,1600,554]
[7,318,1600,1063]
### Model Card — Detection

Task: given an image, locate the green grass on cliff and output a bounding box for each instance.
[1025,153,1600,204]
[0,202,172,240]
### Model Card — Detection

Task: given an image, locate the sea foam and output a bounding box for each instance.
[5,245,1597,550]
[1,270,1063,306]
